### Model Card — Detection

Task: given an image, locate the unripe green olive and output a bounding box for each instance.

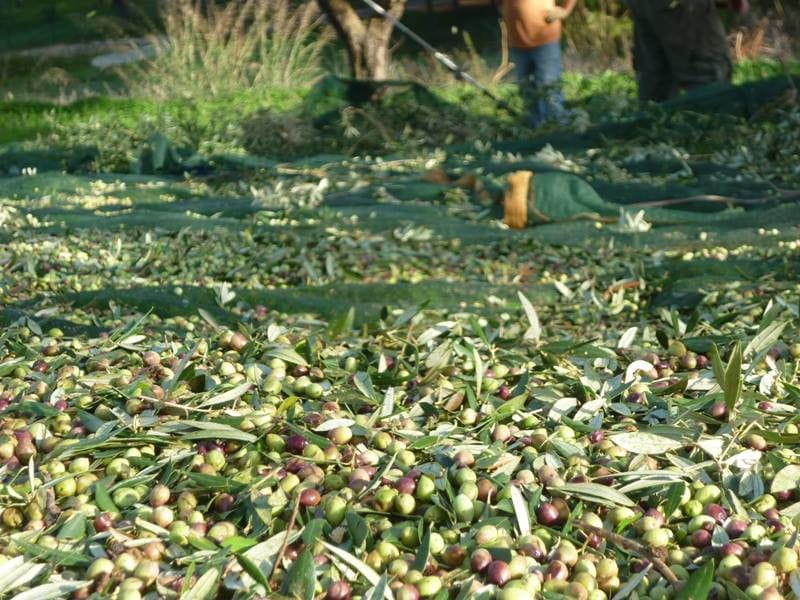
[770,547,798,574]
[750,561,777,588]
[55,477,77,498]
[324,495,347,526]
[393,493,416,515]
[112,487,140,508]
[693,484,722,506]
[642,528,671,548]
[416,576,442,597]
[87,557,115,579]
[116,552,138,574]
[452,493,474,523]
[428,532,445,555]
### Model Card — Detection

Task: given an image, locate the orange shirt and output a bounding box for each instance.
[502,0,562,49]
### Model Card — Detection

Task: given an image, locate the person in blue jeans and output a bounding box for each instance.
[500,0,576,127]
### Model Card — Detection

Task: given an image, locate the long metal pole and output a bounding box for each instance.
[360,0,520,116]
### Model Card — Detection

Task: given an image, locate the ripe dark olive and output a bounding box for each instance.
[705,503,727,524]
[725,519,748,538]
[396,584,420,600]
[721,542,746,557]
[626,392,643,404]
[486,560,511,587]
[476,478,496,502]
[774,489,793,502]
[545,560,569,581]
[537,502,560,526]
[766,518,784,532]
[470,548,492,572]
[709,401,728,419]
[518,543,545,561]
[593,466,615,486]
[744,433,767,451]
[551,498,571,523]
[692,529,711,548]
[588,430,604,444]
[229,332,248,351]
[631,559,651,573]
[286,435,308,454]
[763,508,780,521]
[94,513,113,532]
[394,477,416,495]
[645,508,665,525]
[300,488,321,507]
[442,545,466,567]
[326,581,351,600]
[215,493,235,512]
[586,532,601,549]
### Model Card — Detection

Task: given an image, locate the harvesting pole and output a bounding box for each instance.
[359,0,520,116]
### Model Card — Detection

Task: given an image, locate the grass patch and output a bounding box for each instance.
[124,0,329,100]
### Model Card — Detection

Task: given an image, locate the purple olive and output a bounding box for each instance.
[726,519,748,538]
[692,529,711,548]
[705,503,727,524]
[588,430,604,444]
[537,502,560,526]
[286,435,308,454]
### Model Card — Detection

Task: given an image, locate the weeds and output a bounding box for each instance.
[123,0,329,100]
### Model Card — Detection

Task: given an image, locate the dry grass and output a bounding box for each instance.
[124,0,330,100]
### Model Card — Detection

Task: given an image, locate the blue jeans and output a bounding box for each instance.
[512,42,567,128]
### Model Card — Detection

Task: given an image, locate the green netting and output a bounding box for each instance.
[1,75,799,326]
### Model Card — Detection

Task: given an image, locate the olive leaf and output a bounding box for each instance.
[611,563,651,600]
[510,485,531,536]
[367,573,390,600]
[675,559,715,600]
[413,524,432,571]
[518,291,541,342]
[610,431,684,455]
[321,542,393,600]
[265,347,309,367]
[724,342,743,412]
[10,581,91,600]
[281,548,316,600]
[771,465,800,494]
[556,482,635,508]
[0,557,47,595]
[179,566,221,600]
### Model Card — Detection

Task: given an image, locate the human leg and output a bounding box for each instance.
[628,0,673,102]
[511,48,540,127]
[665,0,732,94]
[529,41,568,125]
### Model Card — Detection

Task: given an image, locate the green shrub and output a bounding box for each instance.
[124,0,330,100]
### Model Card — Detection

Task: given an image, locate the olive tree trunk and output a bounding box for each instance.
[317,0,406,80]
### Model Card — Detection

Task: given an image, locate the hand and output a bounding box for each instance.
[729,0,749,14]
[545,6,568,23]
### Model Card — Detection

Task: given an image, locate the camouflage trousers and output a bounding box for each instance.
[626,0,733,102]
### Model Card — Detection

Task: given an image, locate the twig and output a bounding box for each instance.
[629,191,800,209]
[492,20,514,84]
[269,495,302,588]
[580,523,681,590]
[603,279,642,299]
